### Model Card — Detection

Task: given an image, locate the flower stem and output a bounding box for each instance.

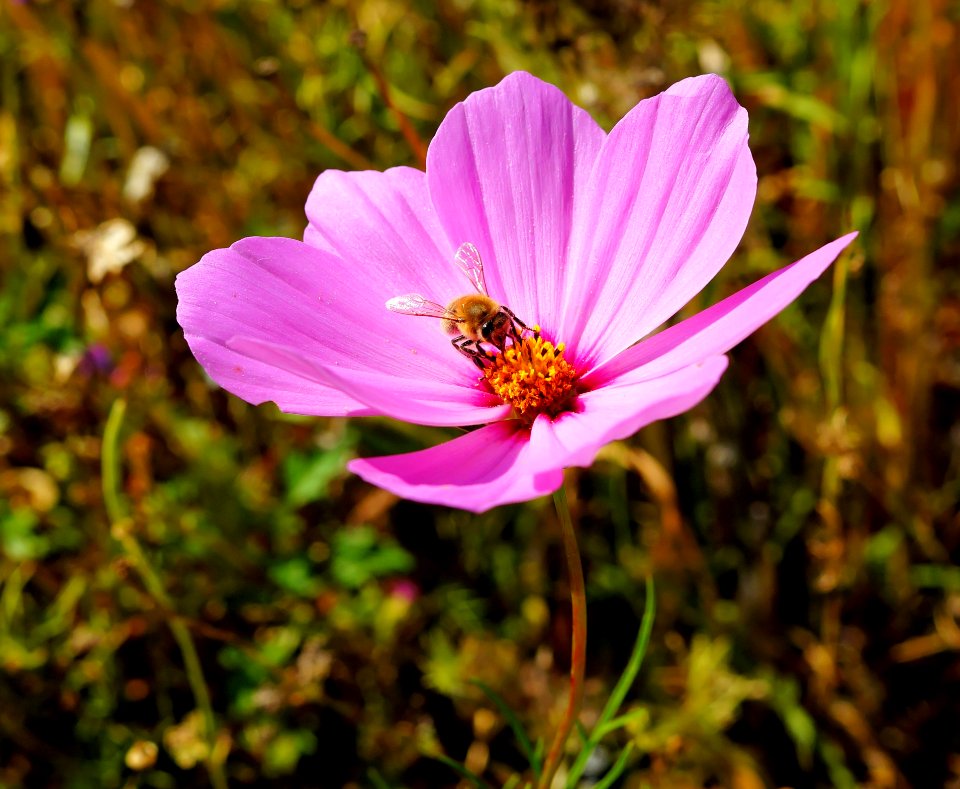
[538,482,587,789]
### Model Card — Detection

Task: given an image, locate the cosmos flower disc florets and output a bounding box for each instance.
[481,327,577,422]
[386,241,578,422]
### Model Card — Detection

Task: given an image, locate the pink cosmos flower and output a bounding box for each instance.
[176,72,855,513]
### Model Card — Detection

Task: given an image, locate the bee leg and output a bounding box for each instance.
[502,306,528,330]
[451,335,490,369]
[469,340,495,367]
[501,306,530,341]
[501,306,528,330]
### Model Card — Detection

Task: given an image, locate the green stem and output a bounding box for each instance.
[538,483,587,789]
[102,399,228,789]
[101,398,127,525]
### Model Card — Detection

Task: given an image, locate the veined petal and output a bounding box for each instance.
[348,422,564,513]
[181,335,371,417]
[176,236,490,418]
[229,336,512,427]
[582,233,858,388]
[530,355,729,472]
[304,166,464,300]
[348,356,728,512]
[426,71,606,335]
[562,74,757,371]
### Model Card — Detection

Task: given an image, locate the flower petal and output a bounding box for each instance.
[180,335,371,417]
[561,74,757,370]
[176,236,496,418]
[304,165,464,300]
[582,232,858,388]
[348,356,728,512]
[229,336,512,427]
[426,72,606,334]
[348,422,564,513]
[530,356,730,473]
[177,238,365,416]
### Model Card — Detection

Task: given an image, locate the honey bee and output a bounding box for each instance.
[386,242,529,368]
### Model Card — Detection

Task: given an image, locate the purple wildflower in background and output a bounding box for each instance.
[176,72,855,512]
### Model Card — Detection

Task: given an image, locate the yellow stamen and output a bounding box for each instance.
[482,326,577,421]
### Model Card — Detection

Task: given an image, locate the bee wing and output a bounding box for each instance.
[453,242,488,295]
[385,293,456,320]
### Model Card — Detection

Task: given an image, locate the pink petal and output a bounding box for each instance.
[529,355,730,472]
[426,72,606,335]
[303,166,466,303]
[176,236,495,418]
[229,336,511,427]
[582,232,858,388]
[561,74,757,370]
[348,356,728,512]
[181,335,371,417]
[348,422,564,513]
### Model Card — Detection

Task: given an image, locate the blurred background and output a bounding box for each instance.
[1,0,958,787]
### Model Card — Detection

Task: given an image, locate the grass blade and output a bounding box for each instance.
[591,743,634,789]
[471,678,542,778]
[566,577,655,787]
[430,754,494,789]
[367,768,393,789]
[594,707,649,739]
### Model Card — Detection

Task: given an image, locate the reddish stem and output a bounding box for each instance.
[539,483,587,789]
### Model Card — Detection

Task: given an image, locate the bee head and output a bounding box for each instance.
[480,310,510,343]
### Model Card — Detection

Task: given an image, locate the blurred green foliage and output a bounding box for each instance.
[1,0,959,787]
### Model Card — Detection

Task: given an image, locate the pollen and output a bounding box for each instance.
[482,327,578,421]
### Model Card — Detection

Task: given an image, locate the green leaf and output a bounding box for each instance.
[268,556,321,597]
[263,730,317,777]
[330,526,414,589]
[283,447,349,506]
[0,507,49,560]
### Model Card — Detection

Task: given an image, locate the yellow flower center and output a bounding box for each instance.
[482,326,578,422]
